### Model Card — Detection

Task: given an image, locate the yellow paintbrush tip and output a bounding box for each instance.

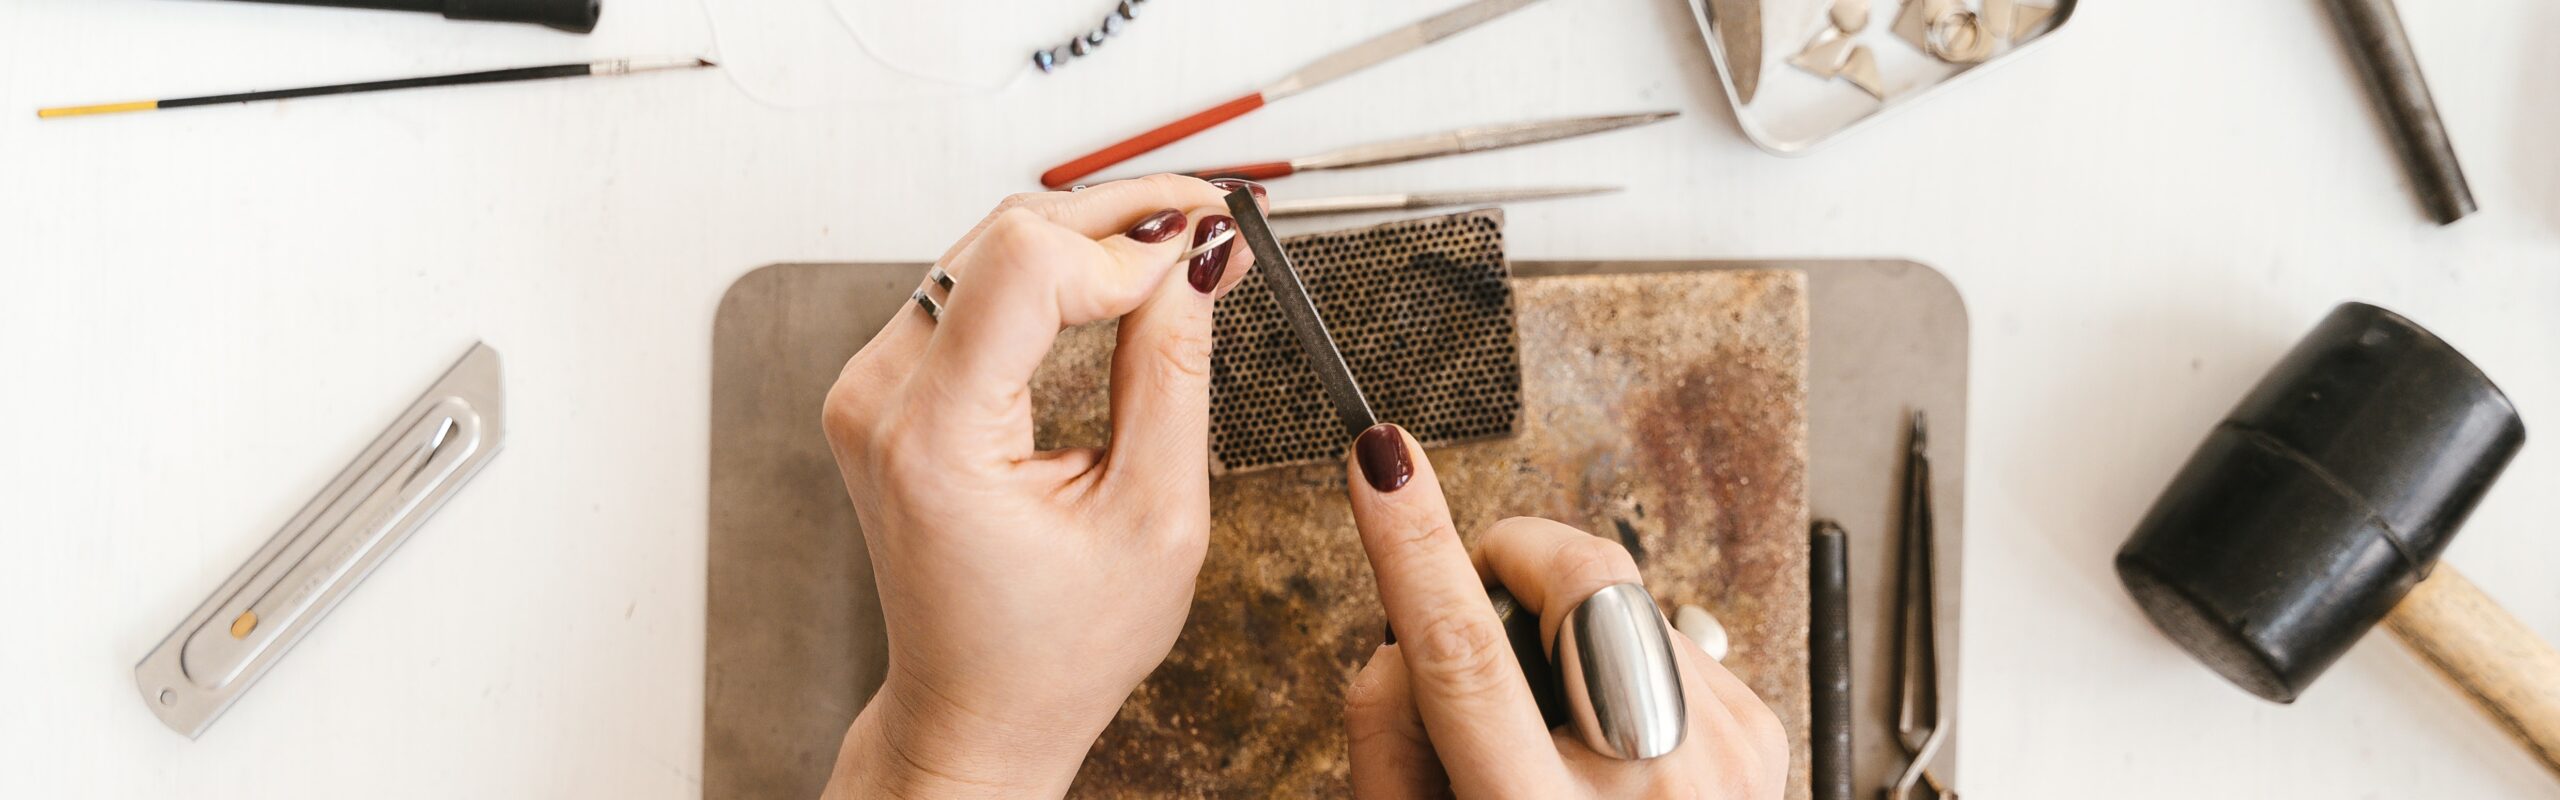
[36,100,159,119]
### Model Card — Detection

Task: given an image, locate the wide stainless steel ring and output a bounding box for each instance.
[1552,582,1689,760]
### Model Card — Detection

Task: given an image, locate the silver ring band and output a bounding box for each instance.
[1552,582,1689,760]
[914,267,957,322]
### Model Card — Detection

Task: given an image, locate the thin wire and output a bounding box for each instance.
[825,0,1030,93]
[694,0,1028,111]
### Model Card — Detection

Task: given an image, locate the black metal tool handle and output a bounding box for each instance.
[224,0,600,33]
[1490,587,1572,728]
[1388,586,1569,728]
[1808,520,1853,800]
[2322,0,2474,224]
[1386,585,1569,730]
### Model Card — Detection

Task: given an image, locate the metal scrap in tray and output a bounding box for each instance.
[1690,0,2076,153]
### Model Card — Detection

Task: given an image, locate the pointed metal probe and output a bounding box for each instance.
[1270,186,1619,218]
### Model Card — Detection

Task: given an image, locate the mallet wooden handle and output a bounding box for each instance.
[2384,563,2560,780]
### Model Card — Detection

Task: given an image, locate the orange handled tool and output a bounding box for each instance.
[1184,160,1298,182]
[1041,93,1266,188]
[1038,0,1548,188]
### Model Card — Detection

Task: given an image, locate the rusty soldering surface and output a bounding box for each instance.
[1031,271,1812,798]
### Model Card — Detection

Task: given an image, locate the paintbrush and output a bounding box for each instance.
[38,56,713,119]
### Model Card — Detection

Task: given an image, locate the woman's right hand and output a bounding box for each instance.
[1340,423,1789,799]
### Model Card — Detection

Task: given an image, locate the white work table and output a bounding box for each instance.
[4,0,2555,797]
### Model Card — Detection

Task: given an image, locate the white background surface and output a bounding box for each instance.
[4,0,2556,797]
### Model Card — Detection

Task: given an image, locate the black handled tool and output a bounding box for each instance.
[1809,520,1853,800]
[37,57,707,119]
[225,0,600,33]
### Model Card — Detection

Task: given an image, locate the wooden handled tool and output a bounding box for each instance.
[2117,302,2550,782]
[2384,564,2560,776]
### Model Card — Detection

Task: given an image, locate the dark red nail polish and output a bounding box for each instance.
[1209,178,1269,205]
[1127,208,1186,244]
[1356,424,1411,492]
[1187,215,1235,294]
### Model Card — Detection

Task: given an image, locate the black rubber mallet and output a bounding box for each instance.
[2117,302,2558,780]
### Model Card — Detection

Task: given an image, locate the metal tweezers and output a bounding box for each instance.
[1890,411,1956,800]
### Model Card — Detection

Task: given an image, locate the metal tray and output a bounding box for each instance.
[1688,0,2080,153]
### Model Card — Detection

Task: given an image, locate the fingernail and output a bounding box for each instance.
[1127,208,1186,244]
[1209,178,1269,206]
[1186,215,1236,294]
[1356,424,1411,493]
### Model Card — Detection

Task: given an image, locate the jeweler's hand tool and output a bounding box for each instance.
[1810,520,1853,800]
[2118,302,2559,783]
[1271,186,1618,218]
[1225,187,1687,761]
[135,344,507,738]
[1225,188,1375,437]
[221,0,600,33]
[1040,0,1549,189]
[38,57,710,119]
[1889,413,1956,800]
[2321,0,2475,224]
[1167,112,1675,182]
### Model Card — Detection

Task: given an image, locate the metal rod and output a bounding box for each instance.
[1224,188,1377,437]
[2322,0,2475,225]
[1810,520,1854,800]
[1889,411,1955,800]
[1269,186,1618,218]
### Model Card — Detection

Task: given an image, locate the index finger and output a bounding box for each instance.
[913,210,1173,443]
[1345,423,1570,797]
[947,175,1233,265]
[861,175,1242,376]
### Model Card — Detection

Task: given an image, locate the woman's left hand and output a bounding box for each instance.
[818,176,1263,798]
[1339,425,1789,799]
